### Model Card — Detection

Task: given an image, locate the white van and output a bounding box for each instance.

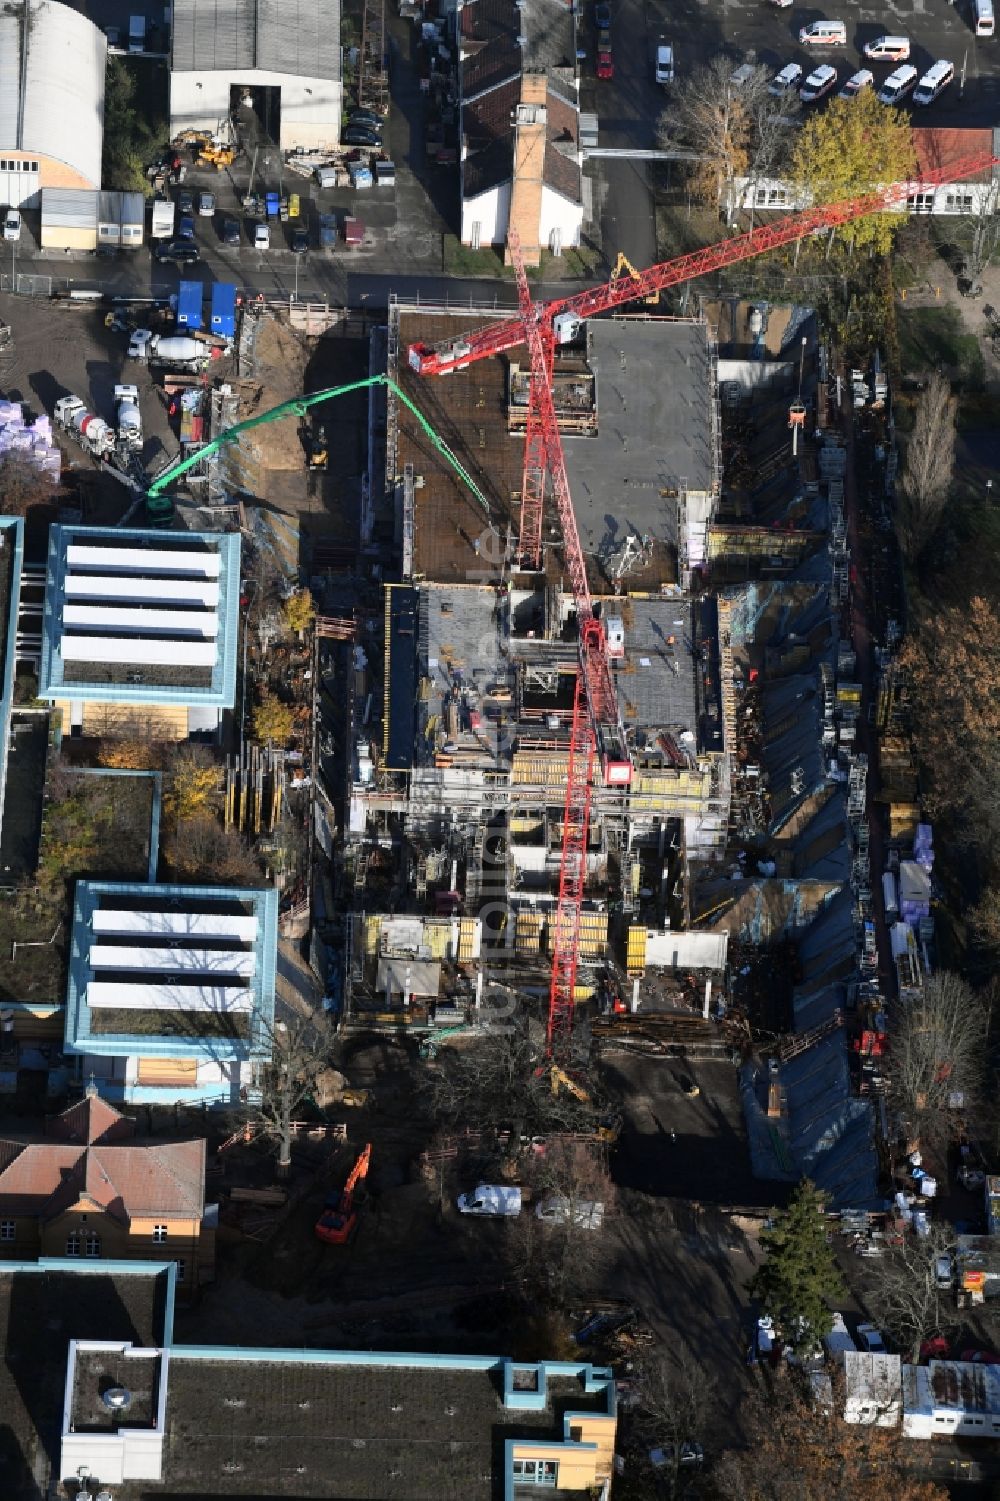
[976,0,995,36]
[456,1184,522,1217]
[2,209,21,243]
[799,19,847,45]
[913,59,955,105]
[535,1195,604,1230]
[877,64,918,104]
[864,34,910,61]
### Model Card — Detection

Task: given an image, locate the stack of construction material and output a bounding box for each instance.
[0,400,61,480]
[913,823,934,872]
[899,860,931,927]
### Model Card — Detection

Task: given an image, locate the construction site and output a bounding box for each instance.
[319,245,885,1210]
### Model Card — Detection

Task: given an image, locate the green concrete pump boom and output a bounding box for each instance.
[146,373,490,515]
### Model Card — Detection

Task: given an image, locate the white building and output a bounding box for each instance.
[903,1360,1000,1440]
[0,0,106,208]
[844,1351,902,1427]
[458,0,583,262]
[734,126,1000,219]
[170,0,342,151]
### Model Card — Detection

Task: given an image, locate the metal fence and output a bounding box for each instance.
[0,272,53,297]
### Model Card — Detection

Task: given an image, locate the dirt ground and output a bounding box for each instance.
[0,293,178,522]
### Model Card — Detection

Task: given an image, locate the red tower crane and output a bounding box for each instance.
[409,151,1000,1052]
[507,227,626,1051]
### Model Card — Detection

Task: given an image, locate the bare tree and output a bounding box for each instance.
[657,57,771,211]
[899,374,957,562]
[887,971,989,1155]
[628,1348,713,1498]
[505,1139,615,1308]
[424,1024,605,1149]
[253,1009,339,1176]
[865,1225,959,1362]
[0,451,64,518]
[964,179,1000,283]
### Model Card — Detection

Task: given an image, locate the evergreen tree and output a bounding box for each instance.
[751,1179,846,1352]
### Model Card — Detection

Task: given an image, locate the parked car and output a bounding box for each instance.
[877,64,918,104]
[839,68,874,99]
[731,61,759,85]
[456,1184,522,1217]
[655,39,674,83]
[597,43,614,78]
[342,126,382,147]
[913,59,955,105]
[594,0,611,24]
[857,1323,886,1353]
[291,226,309,253]
[177,215,195,240]
[2,209,21,242]
[935,1253,954,1288]
[198,191,215,217]
[176,188,194,215]
[864,34,911,61]
[800,63,838,101]
[348,107,382,127]
[769,62,803,95]
[649,1444,704,1470]
[254,221,270,249]
[535,1196,604,1229]
[154,239,200,264]
[960,1348,1000,1364]
[799,19,847,45]
[222,217,240,246]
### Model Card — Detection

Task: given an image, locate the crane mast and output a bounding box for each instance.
[508,229,628,1052]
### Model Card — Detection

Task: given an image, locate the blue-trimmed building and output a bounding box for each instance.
[0,516,24,843]
[17,1258,616,1498]
[64,880,277,1106]
[39,524,240,740]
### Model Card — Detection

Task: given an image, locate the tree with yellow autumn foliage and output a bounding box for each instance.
[252,691,294,746]
[791,90,915,254]
[283,588,315,636]
[162,746,219,824]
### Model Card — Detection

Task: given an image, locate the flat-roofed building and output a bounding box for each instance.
[903,1359,1000,1440]
[39,525,241,740]
[64,880,278,1106]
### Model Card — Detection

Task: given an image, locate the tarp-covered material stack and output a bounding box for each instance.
[0,400,60,480]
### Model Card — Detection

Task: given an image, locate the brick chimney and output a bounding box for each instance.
[505,73,548,268]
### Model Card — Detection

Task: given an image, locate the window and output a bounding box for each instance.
[29,162,37,173]
[65,1234,81,1256]
[0,1221,14,1241]
[152,1224,168,1243]
[175,1259,186,1283]
[84,1233,101,1258]
[512,1459,558,1486]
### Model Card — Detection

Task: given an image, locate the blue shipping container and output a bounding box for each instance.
[210,282,237,337]
[176,280,203,330]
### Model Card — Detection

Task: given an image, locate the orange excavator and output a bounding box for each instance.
[315,1142,371,1246]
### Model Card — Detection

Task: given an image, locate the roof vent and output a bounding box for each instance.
[101,1386,132,1413]
[224,1397,246,1408]
[390,1403,403,1412]
[352,1438,367,1449]
[297,1400,311,1410]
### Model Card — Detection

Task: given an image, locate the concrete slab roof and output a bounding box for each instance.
[562,319,715,572]
[615,597,698,737]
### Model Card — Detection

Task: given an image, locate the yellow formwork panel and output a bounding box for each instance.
[515,912,543,955]
[545,910,607,958]
[512,752,570,786]
[363,914,381,956]
[458,917,477,963]
[422,921,451,960]
[626,925,647,976]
